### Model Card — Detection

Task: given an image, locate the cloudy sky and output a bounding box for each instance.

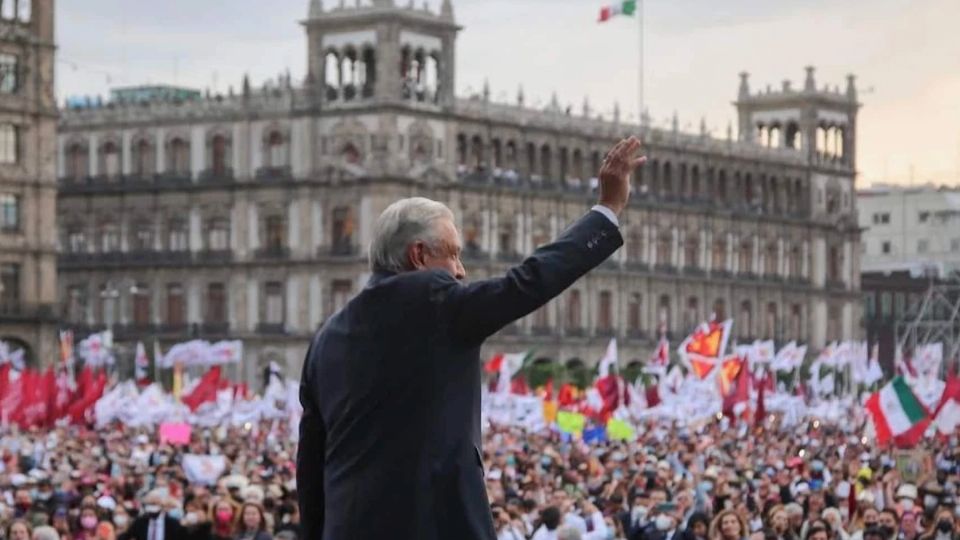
[57,0,960,187]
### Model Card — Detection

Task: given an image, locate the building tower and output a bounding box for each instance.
[736,67,862,347]
[303,0,460,109]
[0,0,58,366]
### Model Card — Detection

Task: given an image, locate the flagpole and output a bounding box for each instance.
[637,0,644,128]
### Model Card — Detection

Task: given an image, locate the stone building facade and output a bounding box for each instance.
[56,0,862,382]
[0,0,58,365]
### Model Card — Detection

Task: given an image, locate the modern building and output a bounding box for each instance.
[858,184,960,276]
[0,0,58,365]
[55,0,863,382]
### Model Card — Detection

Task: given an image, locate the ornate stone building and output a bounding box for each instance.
[56,0,862,382]
[0,0,57,365]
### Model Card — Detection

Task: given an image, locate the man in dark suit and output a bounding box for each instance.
[118,490,189,540]
[298,137,646,540]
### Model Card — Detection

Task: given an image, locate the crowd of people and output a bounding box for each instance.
[0,416,955,540]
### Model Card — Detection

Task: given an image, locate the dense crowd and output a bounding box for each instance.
[0,418,955,540]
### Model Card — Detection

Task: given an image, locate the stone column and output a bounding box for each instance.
[189,206,202,252]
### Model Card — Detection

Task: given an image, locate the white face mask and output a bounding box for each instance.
[655,515,674,531]
[900,499,915,511]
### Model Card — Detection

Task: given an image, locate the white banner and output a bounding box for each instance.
[182,454,227,485]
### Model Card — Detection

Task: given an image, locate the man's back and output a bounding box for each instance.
[297,136,643,540]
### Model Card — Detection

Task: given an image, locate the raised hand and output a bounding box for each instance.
[598,136,646,216]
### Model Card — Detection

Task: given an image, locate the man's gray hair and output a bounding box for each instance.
[32,526,60,540]
[369,197,454,273]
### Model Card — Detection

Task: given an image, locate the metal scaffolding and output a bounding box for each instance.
[896,274,960,372]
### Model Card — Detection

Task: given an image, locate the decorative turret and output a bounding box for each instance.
[804,66,816,92]
[309,0,323,17]
[738,72,750,100]
[735,66,860,169]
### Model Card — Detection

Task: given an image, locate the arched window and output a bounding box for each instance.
[790,244,803,278]
[167,137,190,176]
[132,139,155,177]
[662,162,673,196]
[717,169,727,202]
[656,229,672,267]
[713,298,726,320]
[209,134,230,177]
[739,300,753,339]
[99,141,120,180]
[684,297,699,332]
[265,131,288,169]
[470,136,484,170]
[658,295,672,334]
[764,241,778,276]
[566,290,582,331]
[739,237,753,275]
[684,231,699,269]
[765,302,778,340]
[65,143,88,181]
[790,304,803,340]
[539,144,552,180]
[712,235,727,272]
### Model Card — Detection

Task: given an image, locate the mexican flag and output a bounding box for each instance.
[484,351,534,394]
[865,376,930,447]
[598,0,637,22]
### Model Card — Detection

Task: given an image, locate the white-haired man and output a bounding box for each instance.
[298,137,645,540]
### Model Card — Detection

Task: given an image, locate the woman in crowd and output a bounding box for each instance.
[208,500,238,540]
[919,507,956,540]
[73,507,101,540]
[682,512,711,540]
[233,503,271,540]
[711,509,749,540]
[6,520,32,540]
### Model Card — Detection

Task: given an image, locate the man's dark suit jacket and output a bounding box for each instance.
[118,515,189,540]
[297,210,623,540]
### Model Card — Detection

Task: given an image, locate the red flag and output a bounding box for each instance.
[0,365,22,424]
[755,374,767,428]
[595,375,621,415]
[645,383,661,408]
[722,358,751,419]
[182,366,222,411]
[484,353,505,374]
[510,375,529,396]
[558,383,578,407]
[67,369,106,424]
[0,362,9,399]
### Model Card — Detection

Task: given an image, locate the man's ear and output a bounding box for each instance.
[407,241,427,270]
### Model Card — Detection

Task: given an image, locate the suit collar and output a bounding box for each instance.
[367,270,397,287]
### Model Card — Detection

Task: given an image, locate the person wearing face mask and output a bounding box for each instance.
[919,509,956,540]
[895,486,920,516]
[877,510,900,540]
[73,507,102,540]
[207,500,238,540]
[116,491,188,540]
[112,509,131,536]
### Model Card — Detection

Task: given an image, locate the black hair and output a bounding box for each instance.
[541,506,562,530]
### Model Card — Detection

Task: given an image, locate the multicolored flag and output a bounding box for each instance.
[598,0,637,22]
[678,319,733,379]
[865,376,929,447]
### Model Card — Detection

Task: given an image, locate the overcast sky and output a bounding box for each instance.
[57,0,960,187]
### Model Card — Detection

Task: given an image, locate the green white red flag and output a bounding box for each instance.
[865,376,929,447]
[598,0,637,22]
